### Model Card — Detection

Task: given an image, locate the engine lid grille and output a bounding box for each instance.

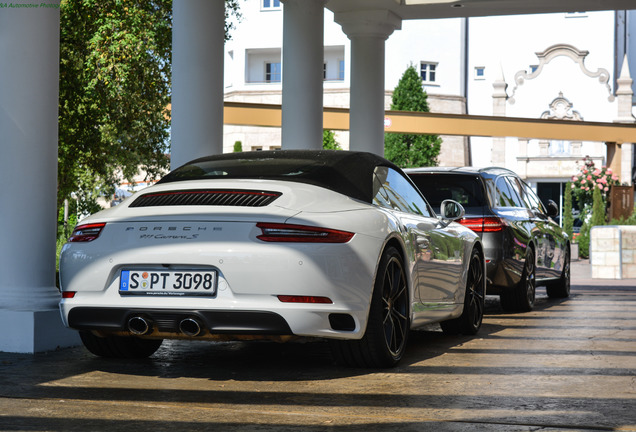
[130,190,282,208]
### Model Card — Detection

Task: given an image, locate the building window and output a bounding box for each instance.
[474,66,485,80]
[565,11,587,18]
[339,60,345,80]
[262,0,281,9]
[420,62,437,83]
[265,62,281,83]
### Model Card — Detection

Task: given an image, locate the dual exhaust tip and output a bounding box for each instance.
[127,316,204,337]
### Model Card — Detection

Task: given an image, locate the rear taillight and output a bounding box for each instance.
[68,223,106,242]
[256,223,354,243]
[459,217,504,233]
[277,295,333,304]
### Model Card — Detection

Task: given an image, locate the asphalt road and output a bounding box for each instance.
[0,259,634,431]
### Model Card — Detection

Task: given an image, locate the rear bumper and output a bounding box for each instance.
[68,307,293,335]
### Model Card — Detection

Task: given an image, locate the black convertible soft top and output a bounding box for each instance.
[159,150,401,203]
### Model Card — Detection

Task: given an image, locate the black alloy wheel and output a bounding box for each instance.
[501,247,536,312]
[379,251,410,358]
[330,246,409,368]
[441,248,485,335]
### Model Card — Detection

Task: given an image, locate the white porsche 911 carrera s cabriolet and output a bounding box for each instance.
[60,150,485,367]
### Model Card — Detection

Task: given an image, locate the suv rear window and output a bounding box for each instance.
[408,174,487,214]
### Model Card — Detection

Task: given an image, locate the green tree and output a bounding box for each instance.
[322,130,342,150]
[578,186,606,258]
[384,65,442,168]
[58,0,173,214]
[233,141,243,152]
[58,0,242,215]
[591,185,606,227]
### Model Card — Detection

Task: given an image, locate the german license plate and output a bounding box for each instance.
[119,270,217,296]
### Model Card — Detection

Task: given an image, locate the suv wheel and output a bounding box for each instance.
[441,248,485,335]
[500,248,536,312]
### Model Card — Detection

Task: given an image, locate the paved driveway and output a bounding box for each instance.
[0,260,634,431]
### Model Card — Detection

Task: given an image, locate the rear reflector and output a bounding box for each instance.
[256,223,354,243]
[68,223,106,242]
[278,295,333,304]
[459,217,504,233]
[62,292,76,299]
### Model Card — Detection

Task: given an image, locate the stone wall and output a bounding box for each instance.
[590,226,636,279]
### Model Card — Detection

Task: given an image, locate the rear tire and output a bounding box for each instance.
[500,247,536,312]
[441,248,485,335]
[330,246,409,368]
[79,331,163,359]
[546,246,570,298]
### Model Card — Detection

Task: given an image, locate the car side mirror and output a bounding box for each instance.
[440,199,465,222]
[546,200,558,218]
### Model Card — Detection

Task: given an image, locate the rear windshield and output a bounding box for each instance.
[408,173,487,214]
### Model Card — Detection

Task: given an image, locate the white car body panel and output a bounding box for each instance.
[60,157,482,345]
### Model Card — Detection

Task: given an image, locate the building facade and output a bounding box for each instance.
[223,2,635,214]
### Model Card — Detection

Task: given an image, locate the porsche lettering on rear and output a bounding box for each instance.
[125,226,214,232]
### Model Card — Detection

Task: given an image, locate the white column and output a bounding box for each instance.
[0,1,79,353]
[615,55,635,184]
[492,66,508,165]
[335,11,401,156]
[171,0,225,169]
[281,0,326,150]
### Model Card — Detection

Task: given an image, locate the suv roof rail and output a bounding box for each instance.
[477,166,517,175]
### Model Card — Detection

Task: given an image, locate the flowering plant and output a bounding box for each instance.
[570,156,620,209]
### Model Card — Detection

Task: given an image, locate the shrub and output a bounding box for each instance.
[578,186,606,259]
[609,207,636,225]
[570,156,619,210]
[322,130,342,150]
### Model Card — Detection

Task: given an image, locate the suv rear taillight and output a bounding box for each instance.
[459,217,504,233]
[68,223,106,242]
[256,223,354,243]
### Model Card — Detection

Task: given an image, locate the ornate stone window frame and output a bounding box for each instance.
[509,44,614,104]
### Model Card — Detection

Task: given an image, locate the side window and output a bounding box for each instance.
[494,176,522,208]
[483,178,498,207]
[373,167,432,217]
[503,177,526,208]
[372,167,392,210]
[262,0,281,9]
[521,182,547,214]
[265,62,282,83]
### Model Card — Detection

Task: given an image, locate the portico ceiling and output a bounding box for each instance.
[326,0,636,20]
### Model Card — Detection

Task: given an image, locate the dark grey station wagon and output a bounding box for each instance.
[406,167,570,312]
